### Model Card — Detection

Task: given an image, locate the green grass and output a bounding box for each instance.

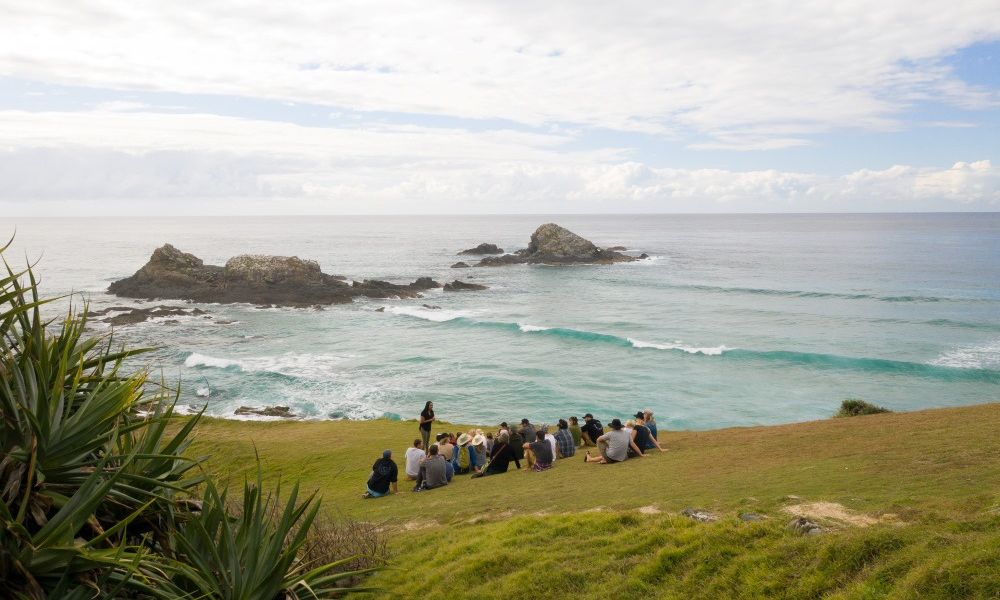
[188,403,1000,598]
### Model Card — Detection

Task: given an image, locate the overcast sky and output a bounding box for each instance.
[2,0,999,215]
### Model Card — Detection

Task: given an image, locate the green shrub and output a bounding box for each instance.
[836,398,891,417]
[0,240,378,598]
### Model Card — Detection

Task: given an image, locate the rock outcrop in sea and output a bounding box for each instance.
[109,244,441,306]
[473,223,640,266]
[443,280,488,291]
[458,243,504,255]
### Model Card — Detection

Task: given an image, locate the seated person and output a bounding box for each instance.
[542,425,557,459]
[643,409,659,440]
[554,419,576,458]
[473,431,520,477]
[584,419,644,464]
[522,430,554,472]
[436,433,455,461]
[472,432,488,468]
[518,419,536,449]
[413,444,450,491]
[580,413,603,446]
[568,416,583,447]
[633,412,666,453]
[404,439,425,480]
[453,433,478,474]
[363,449,398,498]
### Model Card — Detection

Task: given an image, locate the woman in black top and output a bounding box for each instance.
[418,401,435,450]
[472,432,520,477]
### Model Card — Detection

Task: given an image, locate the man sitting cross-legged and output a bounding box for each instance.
[413,444,451,491]
[522,430,554,472]
[584,419,644,464]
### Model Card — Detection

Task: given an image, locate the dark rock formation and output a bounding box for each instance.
[474,224,638,266]
[451,261,470,269]
[422,304,442,310]
[459,242,504,255]
[606,246,627,252]
[88,304,206,326]
[476,254,526,267]
[787,517,822,535]
[443,280,488,292]
[109,244,441,306]
[234,405,295,418]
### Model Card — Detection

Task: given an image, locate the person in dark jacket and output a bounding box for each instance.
[632,412,666,453]
[472,431,521,477]
[580,413,604,446]
[363,449,398,498]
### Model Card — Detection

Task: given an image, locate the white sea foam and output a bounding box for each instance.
[195,386,211,397]
[930,339,1000,370]
[185,353,241,369]
[183,351,355,379]
[518,324,550,332]
[385,305,468,322]
[627,338,728,355]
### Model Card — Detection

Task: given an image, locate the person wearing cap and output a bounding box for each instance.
[580,413,603,447]
[363,449,398,498]
[568,416,583,447]
[522,430,554,471]
[584,419,644,464]
[632,412,666,453]
[554,419,576,458]
[404,439,425,480]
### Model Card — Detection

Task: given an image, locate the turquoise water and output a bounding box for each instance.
[8,214,1000,429]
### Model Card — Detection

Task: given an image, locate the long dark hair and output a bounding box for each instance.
[422,401,434,415]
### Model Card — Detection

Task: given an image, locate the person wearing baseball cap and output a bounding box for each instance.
[580,413,603,446]
[363,449,398,498]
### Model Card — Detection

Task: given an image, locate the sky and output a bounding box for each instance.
[1,0,999,215]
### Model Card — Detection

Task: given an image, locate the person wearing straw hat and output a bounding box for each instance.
[363,449,398,498]
[472,431,488,472]
[454,432,476,474]
[584,419,644,464]
[522,430,554,472]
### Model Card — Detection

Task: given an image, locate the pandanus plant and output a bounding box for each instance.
[0,239,381,598]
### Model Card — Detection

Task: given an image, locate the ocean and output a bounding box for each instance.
[7,213,1000,430]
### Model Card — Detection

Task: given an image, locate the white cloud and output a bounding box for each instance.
[0,110,996,214]
[1,0,998,148]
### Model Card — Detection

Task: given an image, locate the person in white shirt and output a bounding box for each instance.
[541,425,557,460]
[403,439,425,480]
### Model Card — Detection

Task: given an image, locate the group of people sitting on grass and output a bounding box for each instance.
[363,405,666,498]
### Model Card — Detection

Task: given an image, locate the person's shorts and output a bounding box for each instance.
[366,486,388,497]
[601,448,622,463]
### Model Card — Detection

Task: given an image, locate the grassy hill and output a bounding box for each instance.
[188,403,1000,598]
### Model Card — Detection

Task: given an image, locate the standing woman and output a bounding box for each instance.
[418,401,435,450]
